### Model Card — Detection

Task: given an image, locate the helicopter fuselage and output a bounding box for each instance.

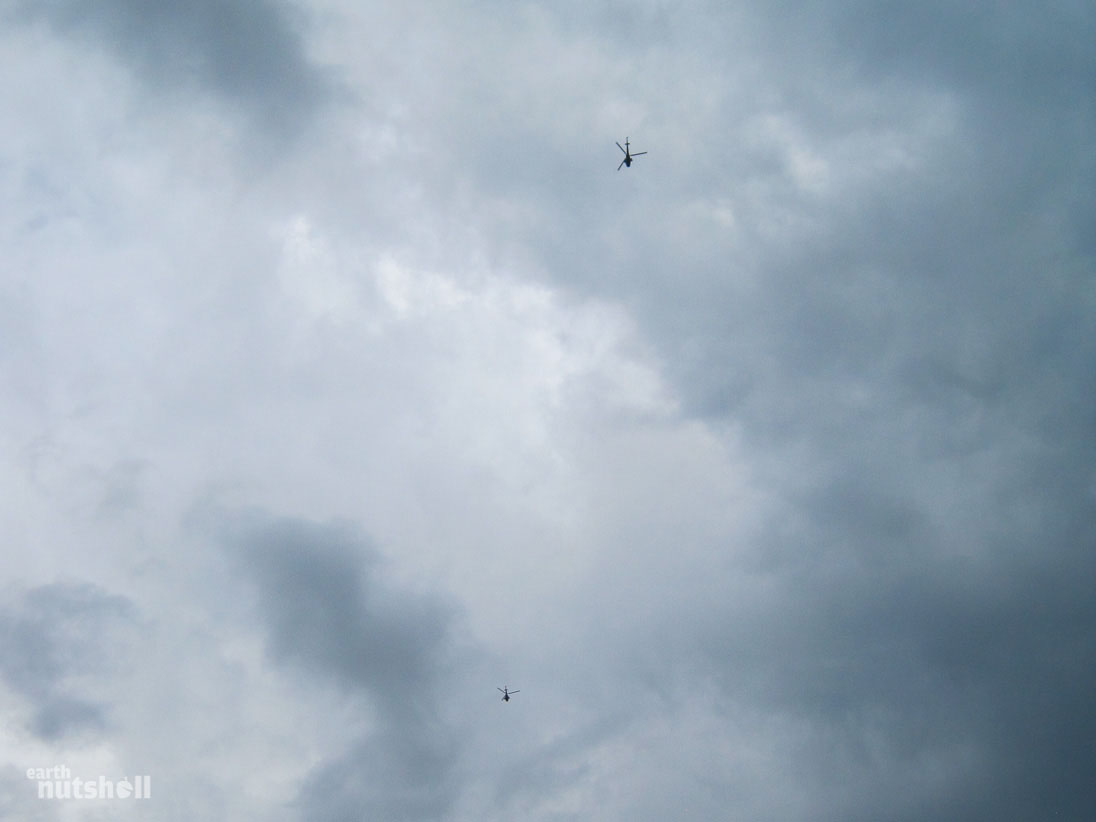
[616,138,646,170]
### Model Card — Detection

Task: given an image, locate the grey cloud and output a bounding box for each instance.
[0,582,135,741]
[444,4,1096,819]
[3,1,1093,819]
[11,0,335,141]
[223,513,453,705]
[295,729,459,822]
[824,1,1095,106]
[0,764,54,821]
[678,474,1096,821]
[214,509,462,820]
[30,694,107,740]
[491,713,626,814]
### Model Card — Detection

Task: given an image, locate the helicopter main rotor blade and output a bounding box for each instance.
[631,151,647,156]
[617,159,626,170]
[616,142,626,154]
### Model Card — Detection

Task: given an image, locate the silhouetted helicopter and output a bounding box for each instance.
[616,138,647,170]
[497,687,520,702]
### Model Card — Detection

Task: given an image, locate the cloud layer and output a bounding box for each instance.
[1,1,1093,820]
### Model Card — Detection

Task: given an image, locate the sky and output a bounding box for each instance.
[0,1,1093,820]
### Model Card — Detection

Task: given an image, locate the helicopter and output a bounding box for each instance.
[616,138,647,170]
[497,687,520,702]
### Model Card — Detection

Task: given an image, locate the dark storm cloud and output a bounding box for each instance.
[678,53,1094,822]
[449,3,1096,819]
[692,531,1096,821]
[0,582,135,740]
[213,509,461,821]
[816,0,1094,104]
[4,0,1091,817]
[654,10,1095,814]
[674,0,1091,427]
[10,0,334,139]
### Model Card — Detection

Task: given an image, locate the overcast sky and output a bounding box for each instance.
[1,1,1094,820]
